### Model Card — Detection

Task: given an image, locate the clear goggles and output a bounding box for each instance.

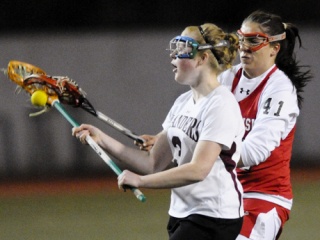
[237,29,286,52]
[168,36,216,59]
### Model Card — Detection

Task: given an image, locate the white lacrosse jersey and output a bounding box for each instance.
[162,86,244,219]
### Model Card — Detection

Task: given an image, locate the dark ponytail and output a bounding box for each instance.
[276,23,311,108]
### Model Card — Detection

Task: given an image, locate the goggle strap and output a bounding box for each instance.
[268,32,286,42]
[214,40,230,48]
[198,40,230,50]
[198,44,213,50]
[198,26,209,43]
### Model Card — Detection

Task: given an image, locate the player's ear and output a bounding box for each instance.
[197,52,209,66]
[270,43,280,57]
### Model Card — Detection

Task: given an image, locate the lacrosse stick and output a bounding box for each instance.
[4,60,145,144]
[3,60,146,202]
[26,74,145,143]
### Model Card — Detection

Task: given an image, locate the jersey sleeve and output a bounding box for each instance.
[241,79,300,167]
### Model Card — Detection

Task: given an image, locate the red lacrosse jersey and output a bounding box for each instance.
[232,66,294,200]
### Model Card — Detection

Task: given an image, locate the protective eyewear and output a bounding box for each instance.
[237,30,286,52]
[168,36,215,59]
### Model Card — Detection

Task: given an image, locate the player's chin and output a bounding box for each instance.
[174,74,186,85]
[174,74,181,83]
[174,78,187,85]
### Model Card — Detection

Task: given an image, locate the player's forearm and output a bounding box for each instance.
[98,132,155,174]
[139,162,205,189]
[241,117,285,166]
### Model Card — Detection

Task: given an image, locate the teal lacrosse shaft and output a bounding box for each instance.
[53,100,146,202]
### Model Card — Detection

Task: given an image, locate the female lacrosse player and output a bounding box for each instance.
[135,10,312,240]
[73,23,245,240]
[219,10,311,240]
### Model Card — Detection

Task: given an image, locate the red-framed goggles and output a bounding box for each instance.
[237,30,286,52]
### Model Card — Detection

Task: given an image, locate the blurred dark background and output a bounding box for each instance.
[0,0,319,181]
[0,0,319,31]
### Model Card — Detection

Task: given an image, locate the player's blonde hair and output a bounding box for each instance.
[184,23,239,73]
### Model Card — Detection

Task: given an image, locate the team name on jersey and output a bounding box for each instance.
[243,117,255,132]
[171,115,201,141]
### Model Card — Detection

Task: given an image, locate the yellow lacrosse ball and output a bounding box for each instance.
[31,90,48,107]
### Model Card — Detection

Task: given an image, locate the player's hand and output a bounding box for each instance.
[117,170,142,190]
[134,134,157,151]
[72,124,102,145]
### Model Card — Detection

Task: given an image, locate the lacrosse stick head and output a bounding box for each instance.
[4,60,84,105]
[4,60,96,116]
[2,60,52,116]
[5,60,46,91]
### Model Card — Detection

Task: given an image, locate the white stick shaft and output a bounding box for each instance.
[96,111,145,143]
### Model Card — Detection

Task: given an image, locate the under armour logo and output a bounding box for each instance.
[240,88,250,95]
